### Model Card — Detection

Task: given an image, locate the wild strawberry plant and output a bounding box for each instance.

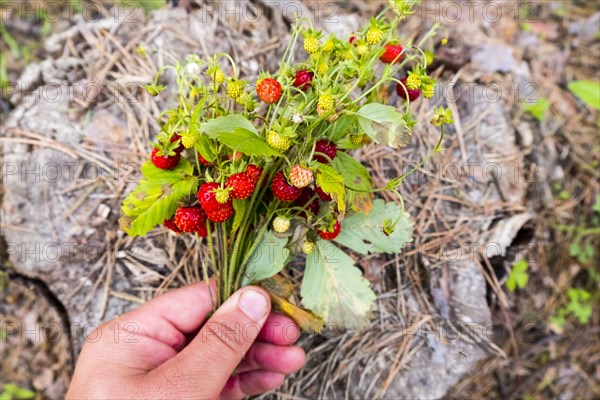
[120,1,453,332]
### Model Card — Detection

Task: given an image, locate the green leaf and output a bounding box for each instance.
[193,135,216,163]
[301,240,376,330]
[331,152,374,213]
[203,114,258,137]
[568,80,600,110]
[520,98,550,121]
[1,384,35,399]
[329,114,357,142]
[506,259,529,292]
[334,199,413,255]
[315,163,346,214]
[231,199,246,233]
[216,128,282,158]
[120,159,198,237]
[355,103,411,148]
[242,231,290,285]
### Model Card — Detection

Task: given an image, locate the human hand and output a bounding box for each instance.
[66,282,306,399]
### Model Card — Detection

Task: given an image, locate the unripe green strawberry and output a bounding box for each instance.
[214,188,230,204]
[317,63,329,75]
[267,130,292,152]
[289,164,313,188]
[302,241,315,254]
[366,27,383,45]
[422,83,435,99]
[304,37,320,54]
[349,133,365,145]
[273,215,291,233]
[406,73,421,90]
[317,93,334,116]
[227,79,245,99]
[180,133,197,149]
[207,66,225,84]
[322,38,335,52]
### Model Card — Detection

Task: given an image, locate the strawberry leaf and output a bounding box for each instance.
[334,199,413,255]
[203,114,258,136]
[331,152,374,213]
[242,230,290,285]
[355,103,411,148]
[216,128,282,158]
[315,163,346,214]
[301,240,376,331]
[120,159,198,237]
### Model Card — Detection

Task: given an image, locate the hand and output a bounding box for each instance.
[66,282,306,399]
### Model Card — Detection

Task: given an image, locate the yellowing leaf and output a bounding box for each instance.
[301,240,376,331]
[270,293,324,334]
[315,163,346,215]
[334,199,413,255]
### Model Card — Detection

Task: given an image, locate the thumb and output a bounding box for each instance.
[148,286,271,398]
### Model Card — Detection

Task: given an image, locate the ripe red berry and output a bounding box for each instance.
[380,43,403,64]
[198,182,230,212]
[396,77,421,101]
[174,206,207,235]
[313,140,338,164]
[315,185,333,202]
[257,78,282,104]
[226,172,256,200]
[318,221,341,240]
[151,148,181,170]
[245,164,263,185]
[349,36,357,44]
[171,134,185,153]
[206,203,234,223]
[293,70,314,91]
[198,154,213,166]
[163,218,182,233]
[295,188,320,217]
[271,171,303,202]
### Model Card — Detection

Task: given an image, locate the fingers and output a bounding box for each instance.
[235,342,306,374]
[220,371,285,400]
[148,286,271,399]
[258,313,301,345]
[118,280,217,350]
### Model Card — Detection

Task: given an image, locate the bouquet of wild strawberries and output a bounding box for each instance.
[120,0,453,332]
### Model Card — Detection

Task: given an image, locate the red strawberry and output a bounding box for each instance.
[245,164,263,185]
[163,218,182,233]
[349,36,357,44]
[257,78,282,104]
[396,77,421,101]
[151,148,181,170]
[198,182,230,212]
[206,203,234,223]
[171,134,185,153]
[226,172,255,199]
[295,188,320,217]
[315,185,333,202]
[318,221,341,240]
[293,70,314,91]
[174,206,207,235]
[198,154,213,166]
[271,171,302,202]
[380,43,403,64]
[313,140,337,164]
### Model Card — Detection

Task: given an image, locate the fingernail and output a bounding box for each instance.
[238,289,269,321]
